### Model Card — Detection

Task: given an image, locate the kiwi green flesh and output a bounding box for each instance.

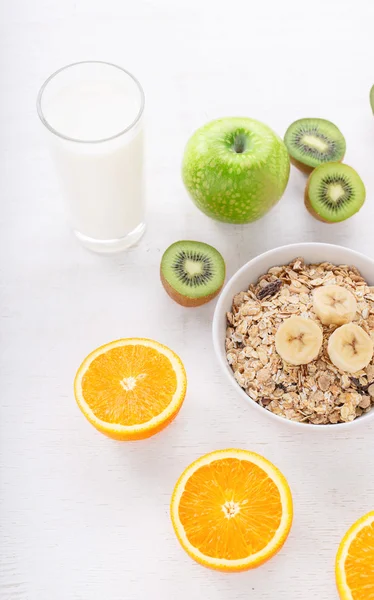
[306,163,365,223]
[370,85,374,114]
[284,118,346,169]
[161,241,225,300]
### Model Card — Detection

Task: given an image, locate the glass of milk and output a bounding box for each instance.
[37,61,145,253]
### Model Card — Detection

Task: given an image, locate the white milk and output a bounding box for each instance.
[38,62,145,252]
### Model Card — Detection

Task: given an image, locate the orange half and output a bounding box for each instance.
[74,338,187,440]
[170,449,293,571]
[336,511,374,600]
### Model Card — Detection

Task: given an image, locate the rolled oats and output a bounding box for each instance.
[225,257,374,425]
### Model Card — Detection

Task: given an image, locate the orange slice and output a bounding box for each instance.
[74,338,187,440]
[170,449,293,571]
[336,511,374,600]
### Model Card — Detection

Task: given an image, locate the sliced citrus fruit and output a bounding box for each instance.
[336,511,374,600]
[170,449,293,571]
[74,338,187,441]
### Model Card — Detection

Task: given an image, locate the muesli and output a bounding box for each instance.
[225,258,374,424]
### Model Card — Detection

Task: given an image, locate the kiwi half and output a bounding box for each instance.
[284,118,346,173]
[305,162,366,223]
[160,241,225,307]
[370,85,374,114]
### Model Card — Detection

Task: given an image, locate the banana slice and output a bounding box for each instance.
[275,316,323,366]
[313,285,357,326]
[327,323,373,373]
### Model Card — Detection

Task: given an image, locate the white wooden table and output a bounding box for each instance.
[1,1,374,598]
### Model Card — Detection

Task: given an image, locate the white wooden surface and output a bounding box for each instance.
[1,1,374,598]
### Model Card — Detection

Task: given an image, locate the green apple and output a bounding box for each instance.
[182,117,290,224]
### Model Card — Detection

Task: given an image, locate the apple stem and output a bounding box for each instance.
[233,134,246,154]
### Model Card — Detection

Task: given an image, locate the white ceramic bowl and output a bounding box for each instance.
[213,243,374,430]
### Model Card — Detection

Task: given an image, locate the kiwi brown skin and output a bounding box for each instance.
[160,271,224,307]
[290,156,314,175]
[304,176,332,223]
[291,154,345,175]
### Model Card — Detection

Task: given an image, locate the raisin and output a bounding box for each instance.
[257,279,282,300]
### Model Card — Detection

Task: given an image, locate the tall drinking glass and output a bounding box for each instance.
[37,61,145,253]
